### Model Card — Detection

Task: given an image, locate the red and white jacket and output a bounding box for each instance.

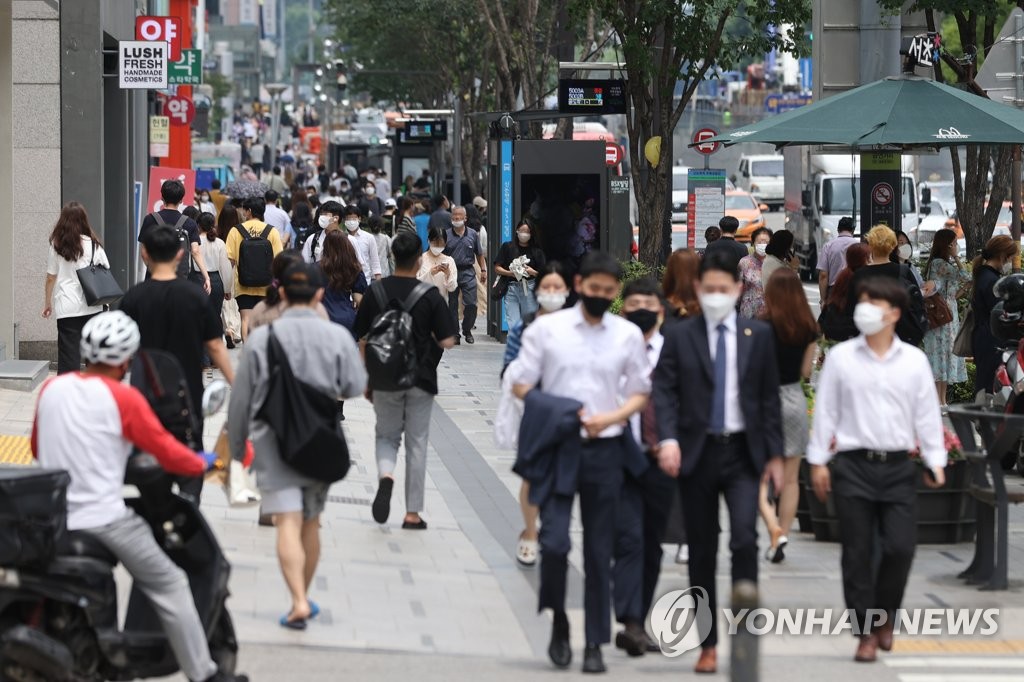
[32,373,204,531]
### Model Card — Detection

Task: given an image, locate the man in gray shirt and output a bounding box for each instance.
[817,216,858,301]
[444,205,487,343]
[228,262,366,630]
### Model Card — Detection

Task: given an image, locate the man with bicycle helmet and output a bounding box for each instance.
[31,311,247,682]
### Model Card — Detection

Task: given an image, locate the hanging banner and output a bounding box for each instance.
[147,166,195,214]
[149,115,170,157]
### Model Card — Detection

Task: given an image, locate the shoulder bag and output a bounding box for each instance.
[75,241,123,307]
[953,305,975,358]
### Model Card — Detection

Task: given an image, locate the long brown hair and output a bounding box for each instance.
[50,202,101,261]
[216,202,240,241]
[827,242,870,311]
[662,248,701,317]
[972,234,1018,285]
[764,268,819,346]
[320,230,362,291]
[925,228,957,277]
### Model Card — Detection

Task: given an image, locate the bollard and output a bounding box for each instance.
[730,579,759,682]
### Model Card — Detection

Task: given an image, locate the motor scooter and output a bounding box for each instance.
[989,301,1024,474]
[0,381,238,681]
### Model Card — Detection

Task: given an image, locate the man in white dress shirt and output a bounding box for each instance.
[511,252,652,674]
[263,190,295,248]
[809,276,946,663]
[341,204,382,282]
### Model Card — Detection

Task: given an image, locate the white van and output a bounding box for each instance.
[736,154,784,210]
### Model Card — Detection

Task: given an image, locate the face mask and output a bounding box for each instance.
[579,293,613,318]
[853,302,888,336]
[201,195,210,202]
[429,246,444,256]
[898,244,913,261]
[626,309,659,333]
[698,292,739,323]
[452,220,466,229]
[755,243,768,257]
[1003,261,1014,275]
[537,291,567,312]
[344,219,360,232]
[318,215,332,229]
[517,231,531,243]
[365,187,376,196]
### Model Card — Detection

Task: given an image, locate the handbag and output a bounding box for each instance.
[490,274,510,301]
[953,306,975,358]
[255,325,350,483]
[922,259,954,329]
[75,241,123,306]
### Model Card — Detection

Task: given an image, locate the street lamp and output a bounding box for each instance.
[266,82,289,170]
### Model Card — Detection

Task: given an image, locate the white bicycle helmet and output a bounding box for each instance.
[80,311,140,366]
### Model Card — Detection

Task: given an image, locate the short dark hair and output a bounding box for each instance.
[856,275,909,311]
[211,178,221,190]
[699,249,740,281]
[243,197,265,220]
[392,232,423,269]
[280,263,323,304]
[578,251,623,281]
[142,225,182,263]
[427,226,446,243]
[719,215,739,233]
[160,180,185,205]
[622,277,661,300]
[765,229,794,259]
[265,190,279,203]
[838,216,855,233]
[705,226,722,243]
[343,204,361,218]
[273,165,282,175]
[320,200,344,216]
[182,206,200,221]
[431,193,447,211]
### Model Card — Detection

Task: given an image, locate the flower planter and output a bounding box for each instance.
[805,460,976,545]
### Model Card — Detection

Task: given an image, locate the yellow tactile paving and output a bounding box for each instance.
[892,639,1024,654]
[0,434,33,466]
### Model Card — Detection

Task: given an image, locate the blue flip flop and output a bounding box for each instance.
[309,600,320,620]
[279,614,307,630]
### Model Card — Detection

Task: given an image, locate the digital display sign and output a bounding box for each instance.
[398,120,448,144]
[558,78,627,115]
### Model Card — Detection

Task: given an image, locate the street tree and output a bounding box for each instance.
[572,0,810,265]
[880,0,1021,257]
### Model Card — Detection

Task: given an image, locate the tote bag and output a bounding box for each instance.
[75,241,123,306]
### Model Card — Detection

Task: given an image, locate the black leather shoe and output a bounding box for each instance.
[465,331,475,344]
[582,644,606,674]
[548,612,571,668]
[614,622,647,657]
[372,478,393,524]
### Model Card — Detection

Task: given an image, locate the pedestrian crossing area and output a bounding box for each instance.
[885,655,1024,681]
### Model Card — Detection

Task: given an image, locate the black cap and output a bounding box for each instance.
[280,262,324,303]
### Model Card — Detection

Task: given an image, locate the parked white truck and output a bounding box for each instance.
[783,148,918,280]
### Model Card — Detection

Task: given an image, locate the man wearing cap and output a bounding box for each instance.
[818,216,859,301]
[472,195,488,218]
[342,205,382,282]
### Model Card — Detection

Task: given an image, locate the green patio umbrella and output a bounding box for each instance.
[705,74,1024,148]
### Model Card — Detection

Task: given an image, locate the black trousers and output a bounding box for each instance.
[448,267,478,336]
[613,461,677,623]
[538,438,623,645]
[57,313,99,374]
[832,454,918,634]
[680,436,760,648]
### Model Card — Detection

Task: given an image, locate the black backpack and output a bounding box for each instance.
[152,212,193,279]
[234,224,275,287]
[897,264,929,347]
[130,349,200,449]
[293,222,315,250]
[364,280,433,391]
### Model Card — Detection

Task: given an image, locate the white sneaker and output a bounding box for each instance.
[675,544,689,564]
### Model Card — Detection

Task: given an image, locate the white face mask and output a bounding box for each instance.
[429,246,444,256]
[318,215,332,229]
[1003,261,1014,275]
[898,244,913,261]
[853,302,888,336]
[754,243,768,257]
[537,291,567,312]
[698,292,739,323]
[344,219,360,232]
[452,220,466,229]
[365,186,376,196]
[517,231,531,243]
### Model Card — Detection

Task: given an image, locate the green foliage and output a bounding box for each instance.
[610,260,665,314]
[205,71,233,141]
[947,361,978,404]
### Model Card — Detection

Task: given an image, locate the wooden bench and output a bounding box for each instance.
[947,405,1024,590]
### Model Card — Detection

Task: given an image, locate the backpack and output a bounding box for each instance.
[896,263,928,347]
[130,349,200,449]
[234,224,275,287]
[293,222,314,250]
[364,280,433,391]
[152,212,192,279]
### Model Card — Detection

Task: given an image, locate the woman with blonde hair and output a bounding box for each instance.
[43,202,110,373]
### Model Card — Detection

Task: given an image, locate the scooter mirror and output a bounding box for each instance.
[202,380,229,417]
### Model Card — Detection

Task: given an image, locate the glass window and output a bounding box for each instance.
[750,159,783,176]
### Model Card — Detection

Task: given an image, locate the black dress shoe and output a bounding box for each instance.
[464,331,475,344]
[582,644,606,674]
[614,622,647,657]
[372,478,393,524]
[225,335,235,350]
[548,611,571,668]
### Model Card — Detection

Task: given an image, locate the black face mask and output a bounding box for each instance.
[580,294,613,318]
[625,309,659,333]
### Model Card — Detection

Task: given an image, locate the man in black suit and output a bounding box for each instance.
[702,215,749,263]
[652,250,784,674]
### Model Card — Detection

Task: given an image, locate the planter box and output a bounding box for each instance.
[806,460,976,545]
